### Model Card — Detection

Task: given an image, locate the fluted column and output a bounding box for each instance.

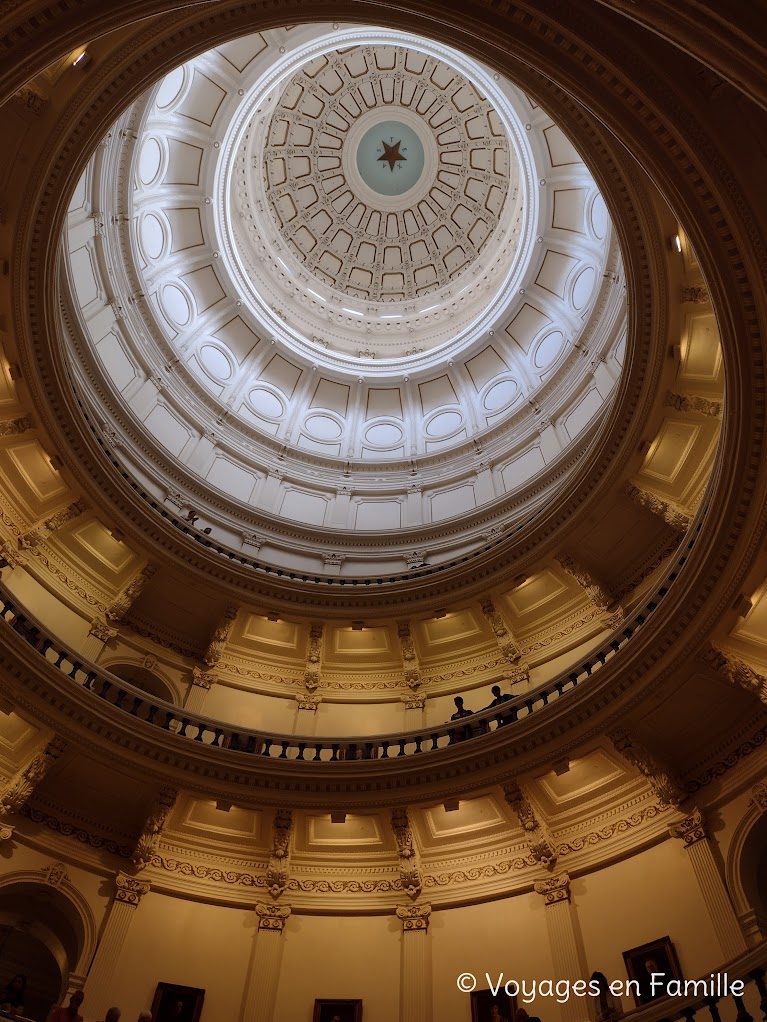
[83,872,150,1017]
[669,810,747,959]
[397,905,432,1022]
[534,875,588,1022]
[240,904,292,1022]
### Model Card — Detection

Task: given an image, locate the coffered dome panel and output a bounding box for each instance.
[60,23,625,573]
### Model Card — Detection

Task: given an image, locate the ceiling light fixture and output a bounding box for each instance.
[266,611,280,622]
[351,620,364,630]
[444,798,460,812]
[73,51,92,68]
[330,811,347,824]
[434,609,447,619]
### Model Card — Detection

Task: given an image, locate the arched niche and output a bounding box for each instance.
[0,872,98,989]
[726,786,767,944]
[104,661,179,706]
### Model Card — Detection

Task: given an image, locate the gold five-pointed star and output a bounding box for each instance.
[378,139,407,172]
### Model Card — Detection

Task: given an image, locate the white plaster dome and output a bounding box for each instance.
[62,23,626,576]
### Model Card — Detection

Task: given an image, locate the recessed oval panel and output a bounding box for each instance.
[483,379,518,411]
[250,388,284,419]
[304,413,343,440]
[140,214,165,260]
[590,194,609,239]
[138,137,162,185]
[533,330,565,371]
[364,422,404,447]
[156,67,185,109]
[572,266,596,310]
[199,343,233,381]
[426,410,463,437]
[161,284,192,326]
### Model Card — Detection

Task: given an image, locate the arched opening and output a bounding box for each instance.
[733,809,767,939]
[0,883,83,1021]
[108,662,177,705]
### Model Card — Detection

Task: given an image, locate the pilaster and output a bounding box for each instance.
[397,904,432,1022]
[534,874,588,1022]
[669,809,747,960]
[83,872,150,1017]
[240,904,292,1022]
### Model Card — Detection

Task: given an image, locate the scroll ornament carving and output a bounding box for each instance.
[665,391,722,416]
[555,554,614,612]
[266,810,293,899]
[296,692,321,710]
[115,871,150,906]
[750,782,767,812]
[203,604,238,667]
[396,904,432,932]
[106,565,156,623]
[41,861,69,888]
[503,782,558,870]
[0,737,67,816]
[680,283,710,304]
[191,667,216,690]
[668,808,708,847]
[534,872,571,905]
[397,622,422,690]
[0,541,27,569]
[624,483,691,533]
[256,902,292,931]
[480,600,530,682]
[402,692,427,710]
[391,808,423,899]
[133,787,177,870]
[88,617,117,643]
[304,623,324,691]
[702,645,767,703]
[610,729,686,808]
[0,415,32,437]
[0,824,14,842]
[18,501,85,549]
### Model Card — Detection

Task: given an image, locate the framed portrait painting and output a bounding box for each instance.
[150,982,205,1022]
[471,987,516,1022]
[312,998,362,1022]
[623,936,683,1005]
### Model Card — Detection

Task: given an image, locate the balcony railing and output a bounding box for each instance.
[0,522,699,763]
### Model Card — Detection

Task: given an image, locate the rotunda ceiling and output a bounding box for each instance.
[60,23,626,576]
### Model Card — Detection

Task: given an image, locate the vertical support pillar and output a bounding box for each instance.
[397,905,432,1022]
[80,618,117,662]
[534,874,588,1022]
[240,904,292,1022]
[184,668,215,714]
[669,810,747,959]
[83,873,150,1017]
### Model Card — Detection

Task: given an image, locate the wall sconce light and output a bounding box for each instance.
[351,620,364,630]
[73,51,92,69]
[330,811,347,824]
[674,234,682,253]
[266,611,280,622]
[444,798,460,812]
[434,609,447,619]
[215,800,232,812]
[49,455,63,471]
[733,593,753,617]
[552,757,570,776]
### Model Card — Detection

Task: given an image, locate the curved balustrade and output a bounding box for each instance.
[0,522,699,762]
